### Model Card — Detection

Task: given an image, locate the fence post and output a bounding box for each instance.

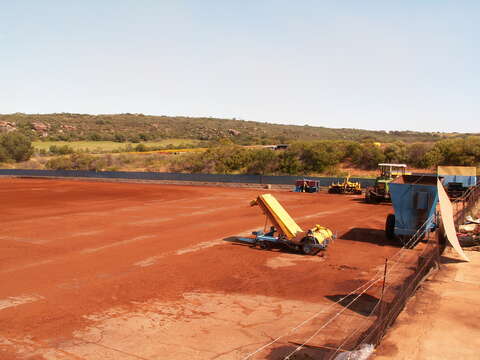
[376,258,388,344]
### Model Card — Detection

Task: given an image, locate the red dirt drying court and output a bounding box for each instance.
[0,178,397,359]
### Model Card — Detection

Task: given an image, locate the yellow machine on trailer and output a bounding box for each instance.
[238,194,334,255]
[328,174,362,194]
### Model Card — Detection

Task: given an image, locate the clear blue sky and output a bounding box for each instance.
[1,1,478,132]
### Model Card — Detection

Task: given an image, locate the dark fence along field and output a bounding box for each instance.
[0,169,376,188]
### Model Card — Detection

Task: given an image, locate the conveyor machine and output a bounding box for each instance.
[239,194,334,255]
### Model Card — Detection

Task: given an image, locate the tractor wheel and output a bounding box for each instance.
[301,237,319,255]
[259,241,270,250]
[365,190,371,203]
[385,214,395,240]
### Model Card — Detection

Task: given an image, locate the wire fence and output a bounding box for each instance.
[245,182,480,360]
[292,218,440,360]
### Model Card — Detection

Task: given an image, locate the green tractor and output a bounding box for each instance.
[365,163,408,203]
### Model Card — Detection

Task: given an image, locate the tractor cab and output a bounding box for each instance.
[378,163,407,180]
[366,163,408,203]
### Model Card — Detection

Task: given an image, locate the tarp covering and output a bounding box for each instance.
[437,179,470,262]
[257,194,303,239]
[438,166,476,176]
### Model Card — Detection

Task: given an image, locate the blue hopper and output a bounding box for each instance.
[385,175,439,244]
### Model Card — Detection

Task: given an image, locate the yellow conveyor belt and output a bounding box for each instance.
[256,194,303,239]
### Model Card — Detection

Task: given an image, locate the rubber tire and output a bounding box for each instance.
[365,190,371,203]
[301,237,320,255]
[385,214,395,240]
[259,241,270,250]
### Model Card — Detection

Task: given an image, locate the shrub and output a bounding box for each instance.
[45,153,105,171]
[0,131,34,162]
[134,143,148,152]
[114,133,126,142]
[0,145,10,162]
[49,144,75,155]
[245,149,278,175]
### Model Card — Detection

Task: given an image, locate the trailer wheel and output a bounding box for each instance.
[259,241,270,250]
[385,214,395,240]
[301,237,319,255]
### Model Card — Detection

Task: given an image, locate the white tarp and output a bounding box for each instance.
[437,179,470,262]
[334,344,374,360]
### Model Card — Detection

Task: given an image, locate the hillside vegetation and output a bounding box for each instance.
[168,138,480,175]
[1,113,474,145]
[3,136,479,176]
[1,114,479,176]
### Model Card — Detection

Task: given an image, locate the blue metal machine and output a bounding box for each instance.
[385,175,439,243]
[294,179,320,193]
[438,166,477,198]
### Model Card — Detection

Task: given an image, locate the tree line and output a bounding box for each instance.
[1,130,479,175]
[170,137,480,175]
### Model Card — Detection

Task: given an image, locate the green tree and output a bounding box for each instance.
[406,143,432,168]
[0,144,10,162]
[0,132,34,162]
[246,149,278,175]
[300,143,341,173]
[384,142,407,163]
[352,143,386,169]
[278,150,302,174]
[427,137,480,167]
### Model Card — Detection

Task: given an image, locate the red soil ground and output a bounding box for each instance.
[0,178,400,359]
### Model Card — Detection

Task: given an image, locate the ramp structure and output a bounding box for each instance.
[252,194,303,239]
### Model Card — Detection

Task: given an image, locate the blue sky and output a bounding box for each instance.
[0,1,478,132]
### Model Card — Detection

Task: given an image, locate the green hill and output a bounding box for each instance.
[0,113,472,145]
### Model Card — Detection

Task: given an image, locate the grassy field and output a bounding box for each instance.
[32,139,202,152]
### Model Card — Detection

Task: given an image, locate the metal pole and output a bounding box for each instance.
[379,258,388,320]
[380,259,388,302]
